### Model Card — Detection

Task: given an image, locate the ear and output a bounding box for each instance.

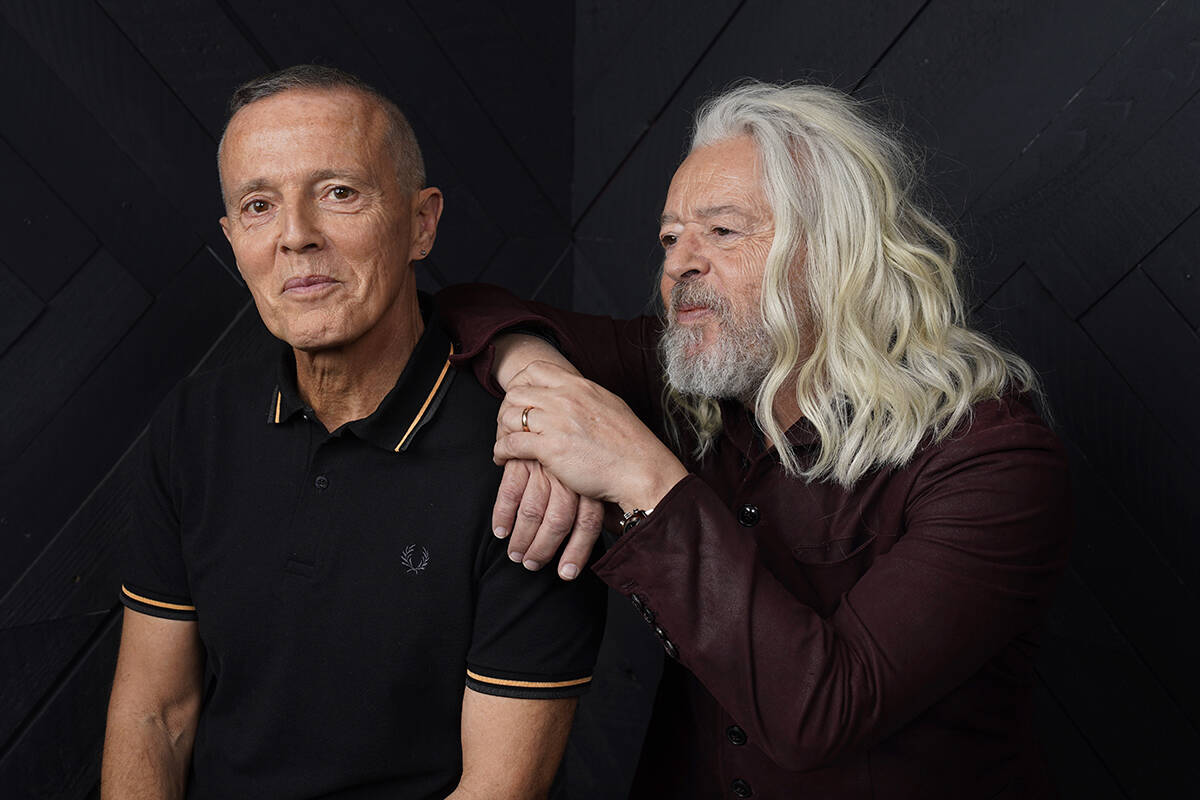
[219,215,232,244]
[410,187,444,261]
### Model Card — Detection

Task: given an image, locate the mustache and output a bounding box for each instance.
[667,280,732,322]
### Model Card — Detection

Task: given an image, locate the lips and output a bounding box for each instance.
[282,275,338,294]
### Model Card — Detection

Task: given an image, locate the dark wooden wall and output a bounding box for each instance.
[0,1,1195,798]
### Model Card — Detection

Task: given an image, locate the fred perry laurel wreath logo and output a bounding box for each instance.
[401,544,430,575]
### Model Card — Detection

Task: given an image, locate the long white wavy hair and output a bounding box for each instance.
[664,81,1036,486]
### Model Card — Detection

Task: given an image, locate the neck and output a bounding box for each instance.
[294,292,424,431]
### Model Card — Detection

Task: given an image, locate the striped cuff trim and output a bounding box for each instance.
[466,669,591,689]
[120,585,197,620]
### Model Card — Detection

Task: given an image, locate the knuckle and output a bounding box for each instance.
[517,507,545,525]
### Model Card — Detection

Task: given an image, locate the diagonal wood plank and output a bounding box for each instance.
[0,17,200,295]
[0,248,245,601]
[0,265,42,355]
[966,0,1200,311]
[0,250,150,470]
[0,137,97,302]
[1142,205,1200,330]
[0,610,119,798]
[407,0,573,219]
[1,0,231,267]
[98,0,272,138]
[1081,268,1200,459]
[573,0,742,222]
[855,0,1161,215]
[0,612,111,754]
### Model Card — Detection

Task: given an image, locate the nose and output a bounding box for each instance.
[278,201,324,253]
[662,226,709,284]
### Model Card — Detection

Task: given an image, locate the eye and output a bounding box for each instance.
[659,233,677,248]
[243,199,271,215]
[328,185,357,200]
[712,226,732,236]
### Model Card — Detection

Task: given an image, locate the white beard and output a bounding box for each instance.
[660,280,773,401]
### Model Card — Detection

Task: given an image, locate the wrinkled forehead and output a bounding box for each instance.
[220,87,387,168]
[664,135,767,214]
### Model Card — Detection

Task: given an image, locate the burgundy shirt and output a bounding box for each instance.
[440,284,1072,799]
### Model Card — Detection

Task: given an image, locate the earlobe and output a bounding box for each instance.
[412,187,444,260]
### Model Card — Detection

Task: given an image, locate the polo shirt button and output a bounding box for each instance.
[726,725,747,745]
[314,475,329,490]
[737,504,759,527]
[731,777,753,797]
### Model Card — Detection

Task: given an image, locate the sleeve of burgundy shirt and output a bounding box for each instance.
[590,409,1072,771]
[437,283,663,424]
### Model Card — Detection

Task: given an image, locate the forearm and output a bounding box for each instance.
[451,691,576,800]
[592,464,1070,771]
[101,713,195,799]
[492,334,576,389]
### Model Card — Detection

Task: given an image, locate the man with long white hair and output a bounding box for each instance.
[441,81,1071,798]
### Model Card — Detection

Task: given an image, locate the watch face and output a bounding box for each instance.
[620,509,649,535]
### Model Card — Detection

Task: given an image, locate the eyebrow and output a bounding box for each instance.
[230,169,363,201]
[659,205,748,225]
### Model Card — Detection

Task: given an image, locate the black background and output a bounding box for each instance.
[1,1,1197,797]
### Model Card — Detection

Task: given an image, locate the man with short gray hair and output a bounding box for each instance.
[100,65,602,800]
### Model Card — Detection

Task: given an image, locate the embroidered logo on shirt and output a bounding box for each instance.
[401,544,430,574]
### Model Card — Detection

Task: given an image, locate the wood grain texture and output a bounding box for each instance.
[856,0,1161,215]
[1032,677,1125,799]
[573,0,742,220]
[408,0,573,218]
[1037,569,1200,797]
[1142,205,1200,330]
[0,249,244,598]
[0,612,111,754]
[0,17,200,294]
[97,0,271,138]
[0,0,230,272]
[0,265,43,355]
[1081,268,1200,460]
[0,611,119,799]
[0,250,151,469]
[966,0,1200,310]
[0,137,97,302]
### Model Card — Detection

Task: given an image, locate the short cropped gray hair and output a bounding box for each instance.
[219,64,425,193]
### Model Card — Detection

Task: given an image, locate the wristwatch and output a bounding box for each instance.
[619,507,653,535]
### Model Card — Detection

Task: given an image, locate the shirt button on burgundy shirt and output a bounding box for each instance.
[726,725,747,745]
[731,777,753,797]
[314,475,329,490]
[737,504,760,527]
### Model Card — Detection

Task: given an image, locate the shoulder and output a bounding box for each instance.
[148,353,277,449]
[920,392,1063,465]
[905,392,1071,520]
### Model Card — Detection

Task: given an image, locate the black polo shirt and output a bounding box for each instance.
[120,298,604,799]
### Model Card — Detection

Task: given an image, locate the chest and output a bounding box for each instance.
[696,443,913,616]
[173,416,501,665]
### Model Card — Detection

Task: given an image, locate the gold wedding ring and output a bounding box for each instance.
[521,405,534,433]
